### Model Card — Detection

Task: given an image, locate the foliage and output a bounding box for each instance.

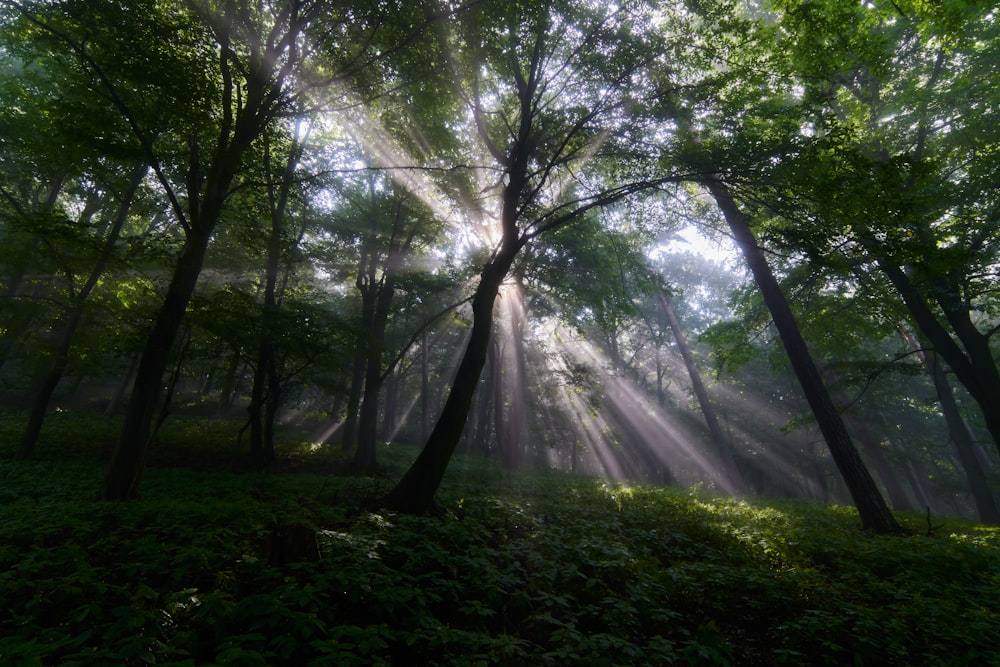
[1,424,999,665]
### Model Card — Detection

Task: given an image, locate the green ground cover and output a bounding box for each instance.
[1,410,999,665]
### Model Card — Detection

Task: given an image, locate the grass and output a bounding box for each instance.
[1,408,999,665]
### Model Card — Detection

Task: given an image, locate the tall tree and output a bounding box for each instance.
[247,119,311,468]
[385,1,683,512]
[5,0,439,497]
[763,0,1000,457]
[702,172,902,532]
[899,326,1000,523]
[16,164,148,459]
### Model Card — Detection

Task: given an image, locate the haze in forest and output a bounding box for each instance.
[0,0,998,532]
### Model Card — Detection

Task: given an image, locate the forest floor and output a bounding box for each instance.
[1,408,999,665]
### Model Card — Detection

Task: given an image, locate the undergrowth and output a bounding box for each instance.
[1,410,999,665]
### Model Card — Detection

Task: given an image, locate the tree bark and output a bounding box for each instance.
[384,248,520,513]
[215,350,241,414]
[341,350,366,450]
[353,269,398,473]
[353,197,409,473]
[705,176,902,533]
[100,228,212,499]
[248,127,306,467]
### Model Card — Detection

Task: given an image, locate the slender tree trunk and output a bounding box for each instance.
[355,266,400,473]
[341,351,366,450]
[843,409,915,511]
[247,124,308,466]
[899,326,1000,522]
[472,369,492,455]
[813,352,916,511]
[503,280,527,469]
[880,261,1000,457]
[354,350,384,474]
[382,368,399,441]
[928,355,1000,523]
[421,333,430,442]
[248,338,276,467]
[705,177,902,533]
[263,357,280,463]
[353,206,407,473]
[105,354,138,416]
[904,459,936,514]
[658,292,743,493]
[17,165,146,459]
[216,350,241,413]
[490,333,505,456]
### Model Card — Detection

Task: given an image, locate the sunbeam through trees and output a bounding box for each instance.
[2,0,1000,656]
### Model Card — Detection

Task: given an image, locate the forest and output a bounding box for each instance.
[1,0,999,664]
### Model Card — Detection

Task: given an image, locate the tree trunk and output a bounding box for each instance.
[353,203,407,473]
[706,176,902,533]
[341,350,366,450]
[382,367,399,441]
[502,280,527,469]
[421,333,430,442]
[384,249,519,513]
[100,226,212,499]
[490,333,505,456]
[248,128,306,467]
[658,292,743,493]
[880,261,1000,457]
[216,350,241,414]
[105,354,138,416]
[899,326,1000,522]
[812,352,916,512]
[17,165,146,460]
[248,338,277,467]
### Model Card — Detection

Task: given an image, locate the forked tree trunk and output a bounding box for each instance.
[705,177,902,533]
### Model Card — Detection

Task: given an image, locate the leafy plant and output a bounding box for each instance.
[1,433,999,665]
